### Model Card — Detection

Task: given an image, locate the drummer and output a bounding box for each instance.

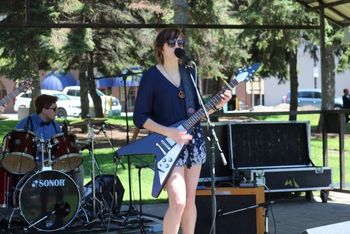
[16,94,84,195]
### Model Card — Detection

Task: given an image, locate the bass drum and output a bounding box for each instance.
[14,170,80,232]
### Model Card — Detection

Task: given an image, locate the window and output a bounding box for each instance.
[299,91,313,98]
[314,92,321,99]
[67,90,76,96]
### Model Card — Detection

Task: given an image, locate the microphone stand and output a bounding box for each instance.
[185,62,227,234]
[120,73,138,223]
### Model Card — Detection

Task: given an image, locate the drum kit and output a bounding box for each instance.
[0,118,123,233]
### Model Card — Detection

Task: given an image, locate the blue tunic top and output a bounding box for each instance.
[133,65,206,168]
[133,66,199,129]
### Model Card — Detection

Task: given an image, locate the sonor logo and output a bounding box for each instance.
[31,179,65,188]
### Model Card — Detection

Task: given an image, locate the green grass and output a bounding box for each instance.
[1,114,349,205]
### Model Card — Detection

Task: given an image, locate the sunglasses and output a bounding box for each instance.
[167,39,185,48]
[48,107,57,112]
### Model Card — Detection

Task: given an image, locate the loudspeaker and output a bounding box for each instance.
[231,122,310,168]
[200,122,233,186]
[301,221,350,234]
[195,187,265,234]
[84,174,125,214]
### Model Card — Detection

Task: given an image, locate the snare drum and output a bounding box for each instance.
[1,130,37,174]
[14,170,80,232]
[50,133,82,172]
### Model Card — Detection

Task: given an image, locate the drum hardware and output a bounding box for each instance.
[0,167,13,208]
[86,117,108,220]
[92,123,127,232]
[68,118,107,128]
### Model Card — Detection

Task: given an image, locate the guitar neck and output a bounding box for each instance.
[0,89,23,106]
[182,79,239,131]
[0,79,32,107]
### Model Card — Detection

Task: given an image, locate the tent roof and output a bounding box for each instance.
[41,72,77,91]
[297,0,350,27]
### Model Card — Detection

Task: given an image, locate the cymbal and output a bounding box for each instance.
[68,118,107,127]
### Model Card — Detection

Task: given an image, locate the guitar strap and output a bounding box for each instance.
[179,65,196,118]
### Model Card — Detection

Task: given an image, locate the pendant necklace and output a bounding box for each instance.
[162,65,185,99]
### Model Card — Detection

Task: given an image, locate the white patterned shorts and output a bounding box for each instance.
[175,125,206,168]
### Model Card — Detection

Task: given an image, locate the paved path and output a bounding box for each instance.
[138,191,350,234]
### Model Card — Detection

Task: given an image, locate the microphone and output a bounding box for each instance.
[174,48,191,65]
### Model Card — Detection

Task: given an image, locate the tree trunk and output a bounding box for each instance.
[316,46,336,132]
[29,64,41,114]
[323,46,336,110]
[87,52,103,117]
[79,70,90,119]
[173,0,190,24]
[289,50,298,121]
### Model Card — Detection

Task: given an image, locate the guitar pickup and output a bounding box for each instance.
[156,143,167,156]
[161,140,171,150]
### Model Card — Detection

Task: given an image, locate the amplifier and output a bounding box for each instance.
[195,187,265,234]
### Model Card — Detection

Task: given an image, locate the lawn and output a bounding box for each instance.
[1,114,349,206]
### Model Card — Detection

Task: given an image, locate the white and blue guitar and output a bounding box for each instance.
[117,63,260,198]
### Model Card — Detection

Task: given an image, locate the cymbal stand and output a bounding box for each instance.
[86,118,107,220]
[95,124,126,232]
[45,136,57,170]
[38,135,50,170]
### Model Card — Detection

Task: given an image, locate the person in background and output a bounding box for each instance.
[133,28,232,234]
[342,88,350,122]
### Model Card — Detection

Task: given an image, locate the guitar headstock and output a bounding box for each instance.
[235,63,261,83]
[18,78,33,93]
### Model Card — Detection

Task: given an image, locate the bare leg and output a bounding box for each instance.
[181,165,201,234]
[163,166,186,234]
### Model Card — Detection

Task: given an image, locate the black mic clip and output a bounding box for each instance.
[96,124,105,135]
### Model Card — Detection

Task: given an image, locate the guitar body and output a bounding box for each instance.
[117,120,185,198]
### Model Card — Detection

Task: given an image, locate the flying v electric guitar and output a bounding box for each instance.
[117,63,260,198]
[0,78,32,108]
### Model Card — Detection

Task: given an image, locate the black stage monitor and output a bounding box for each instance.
[230,121,311,169]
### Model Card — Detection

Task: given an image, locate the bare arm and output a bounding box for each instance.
[143,118,192,145]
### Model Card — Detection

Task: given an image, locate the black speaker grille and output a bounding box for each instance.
[231,122,310,168]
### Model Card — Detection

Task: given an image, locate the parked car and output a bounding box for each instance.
[62,86,121,115]
[14,89,81,118]
[282,88,343,109]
